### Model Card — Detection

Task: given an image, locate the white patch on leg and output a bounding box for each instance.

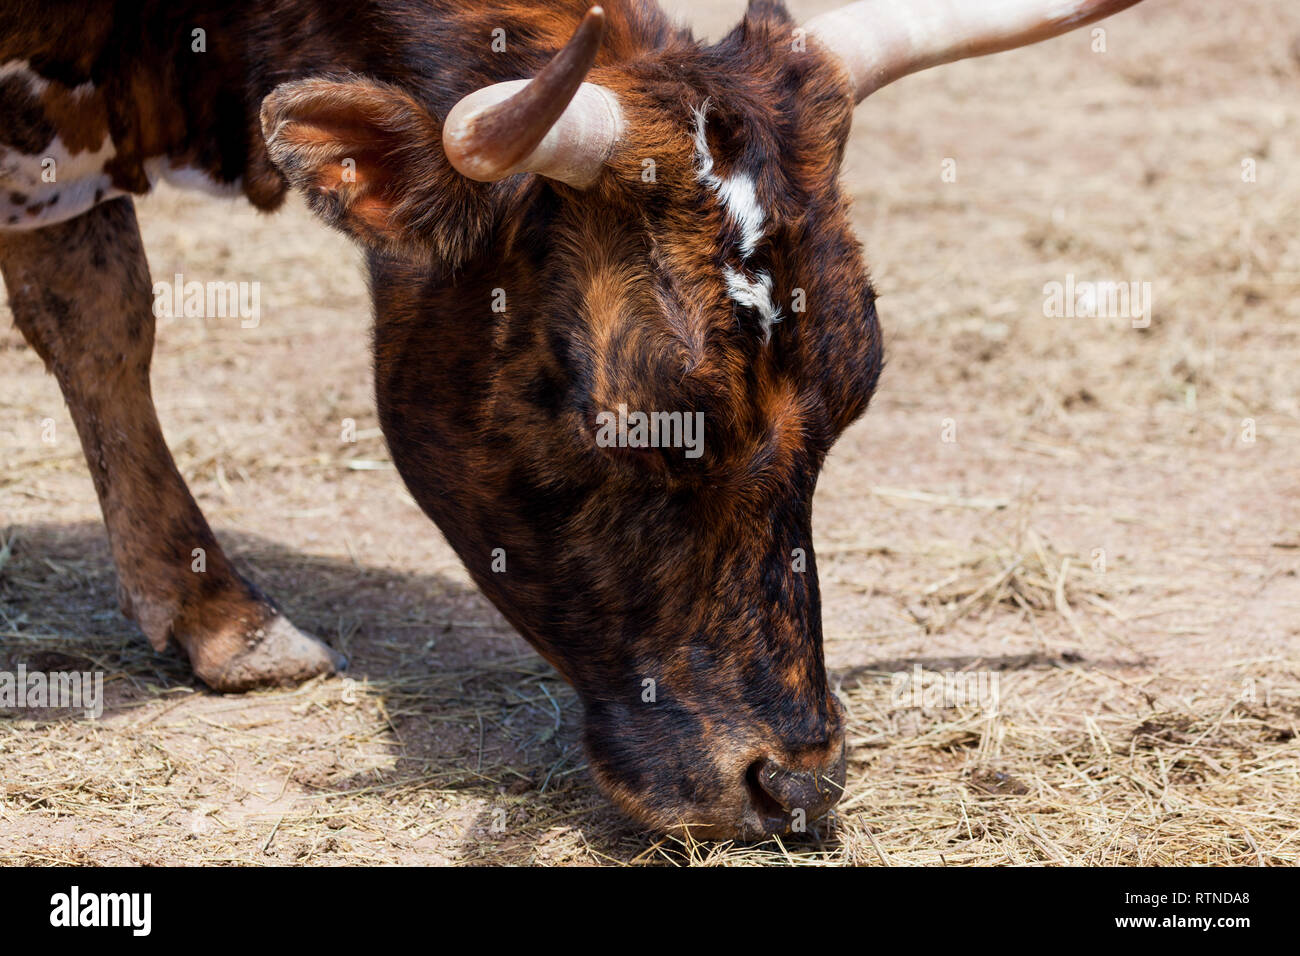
[144,157,243,198]
[0,142,123,230]
[0,59,95,98]
[0,60,125,230]
[0,60,242,231]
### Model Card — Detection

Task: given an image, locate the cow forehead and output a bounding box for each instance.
[690,105,783,342]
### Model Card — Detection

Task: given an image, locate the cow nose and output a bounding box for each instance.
[748,743,847,825]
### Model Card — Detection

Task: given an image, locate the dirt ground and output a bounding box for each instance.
[2,0,1297,865]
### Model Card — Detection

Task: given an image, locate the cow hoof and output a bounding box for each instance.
[194,613,347,693]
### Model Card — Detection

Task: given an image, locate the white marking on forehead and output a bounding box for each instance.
[691,105,766,259]
[724,267,782,342]
[692,105,784,341]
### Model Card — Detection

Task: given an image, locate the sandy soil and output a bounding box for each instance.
[1,0,1297,865]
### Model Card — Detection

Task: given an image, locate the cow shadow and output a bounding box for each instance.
[0,522,688,861]
[5,522,969,862]
[0,521,531,714]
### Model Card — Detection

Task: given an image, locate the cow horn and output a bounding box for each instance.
[805,0,1145,103]
[442,6,623,188]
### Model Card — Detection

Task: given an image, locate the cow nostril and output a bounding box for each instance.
[749,749,847,823]
[744,760,791,825]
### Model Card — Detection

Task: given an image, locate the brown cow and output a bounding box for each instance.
[0,0,1144,838]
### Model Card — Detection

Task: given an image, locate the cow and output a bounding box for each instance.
[0,0,1145,839]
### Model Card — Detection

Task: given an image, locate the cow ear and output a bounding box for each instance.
[260,78,494,266]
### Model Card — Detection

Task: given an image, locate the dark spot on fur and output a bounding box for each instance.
[522,367,566,417]
[0,76,55,153]
[36,287,76,331]
[9,191,28,205]
[27,56,93,89]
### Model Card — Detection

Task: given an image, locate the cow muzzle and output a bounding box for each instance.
[585,695,849,841]
[733,723,848,839]
[744,746,848,835]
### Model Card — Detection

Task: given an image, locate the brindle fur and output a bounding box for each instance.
[2,0,882,838]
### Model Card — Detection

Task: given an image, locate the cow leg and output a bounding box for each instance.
[0,197,343,691]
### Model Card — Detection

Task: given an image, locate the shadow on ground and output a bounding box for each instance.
[1,521,1122,862]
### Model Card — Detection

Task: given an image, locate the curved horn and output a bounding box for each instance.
[806,0,1145,103]
[443,6,624,187]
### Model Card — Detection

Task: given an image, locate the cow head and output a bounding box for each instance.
[261,0,1142,838]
